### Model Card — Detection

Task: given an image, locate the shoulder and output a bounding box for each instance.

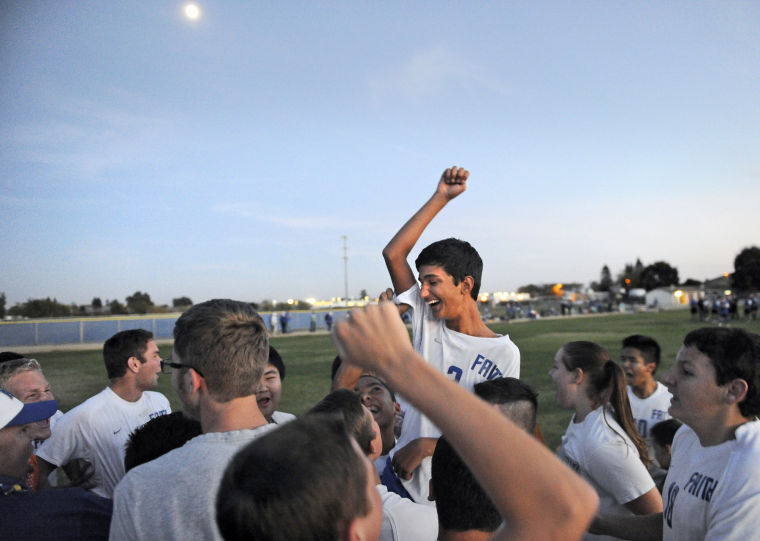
[271,411,297,424]
[395,283,421,308]
[141,391,170,406]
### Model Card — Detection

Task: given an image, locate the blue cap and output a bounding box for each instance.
[0,388,58,429]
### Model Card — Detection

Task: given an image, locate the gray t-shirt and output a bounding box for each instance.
[109,424,277,541]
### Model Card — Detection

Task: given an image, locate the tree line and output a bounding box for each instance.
[2,247,759,319]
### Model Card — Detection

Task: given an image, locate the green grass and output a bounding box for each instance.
[29,309,760,450]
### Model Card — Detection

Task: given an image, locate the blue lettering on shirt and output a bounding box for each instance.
[664,482,679,528]
[447,366,463,383]
[149,409,168,420]
[469,354,504,381]
[683,471,718,502]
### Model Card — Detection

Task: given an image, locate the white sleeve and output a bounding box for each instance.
[586,441,655,504]
[705,449,760,540]
[377,484,438,541]
[35,408,85,467]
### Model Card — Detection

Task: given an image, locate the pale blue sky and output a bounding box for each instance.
[2,1,758,307]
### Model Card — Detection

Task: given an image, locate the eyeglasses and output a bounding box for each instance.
[160,359,204,378]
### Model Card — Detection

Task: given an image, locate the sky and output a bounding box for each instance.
[1,1,758,308]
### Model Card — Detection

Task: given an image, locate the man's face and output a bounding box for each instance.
[136,340,162,391]
[418,264,468,321]
[256,363,282,422]
[661,345,724,430]
[0,424,35,479]
[355,376,397,431]
[6,370,54,441]
[620,347,656,390]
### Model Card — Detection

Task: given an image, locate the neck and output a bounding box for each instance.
[631,378,658,399]
[438,528,492,541]
[573,393,596,423]
[109,378,143,402]
[693,410,753,447]
[199,394,268,433]
[445,302,497,338]
[381,425,396,455]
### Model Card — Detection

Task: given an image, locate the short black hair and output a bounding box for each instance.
[268,345,286,380]
[124,412,202,472]
[683,327,760,417]
[474,377,538,433]
[650,419,682,448]
[415,237,483,301]
[103,329,153,379]
[622,335,662,371]
[307,389,376,456]
[431,436,500,533]
[0,352,24,364]
[216,415,371,541]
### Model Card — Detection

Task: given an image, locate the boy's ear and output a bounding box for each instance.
[461,275,475,296]
[724,378,749,406]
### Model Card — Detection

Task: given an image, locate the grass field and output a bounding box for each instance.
[27,309,760,450]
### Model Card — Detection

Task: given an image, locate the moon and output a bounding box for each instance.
[184,3,201,20]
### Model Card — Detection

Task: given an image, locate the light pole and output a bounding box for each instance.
[341,235,349,303]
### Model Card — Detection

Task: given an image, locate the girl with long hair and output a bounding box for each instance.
[550,341,662,540]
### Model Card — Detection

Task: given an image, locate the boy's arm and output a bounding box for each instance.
[332,302,599,541]
[382,166,469,294]
[589,512,663,540]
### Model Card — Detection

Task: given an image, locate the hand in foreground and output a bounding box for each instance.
[435,165,469,200]
[331,301,415,381]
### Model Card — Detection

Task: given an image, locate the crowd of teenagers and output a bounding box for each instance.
[1,167,759,541]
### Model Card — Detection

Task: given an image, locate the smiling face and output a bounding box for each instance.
[354,376,397,431]
[256,363,282,422]
[620,347,656,391]
[549,348,579,410]
[661,346,724,430]
[418,264,469,321]
[5,369,54,441]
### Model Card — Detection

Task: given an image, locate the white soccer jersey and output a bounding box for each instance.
[662,421,760,541]
[36,387,170,498]
[391,284,520,503]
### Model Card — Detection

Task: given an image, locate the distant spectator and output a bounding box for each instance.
[325,311,334,331]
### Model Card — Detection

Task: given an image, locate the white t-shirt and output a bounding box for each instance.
[36,387,170,498]
[662,420,760,541]
[270,410,296,425]
[392,284,520,503]
[557,406,655,541]
[627,382,672,464]
[377,484,438,541]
